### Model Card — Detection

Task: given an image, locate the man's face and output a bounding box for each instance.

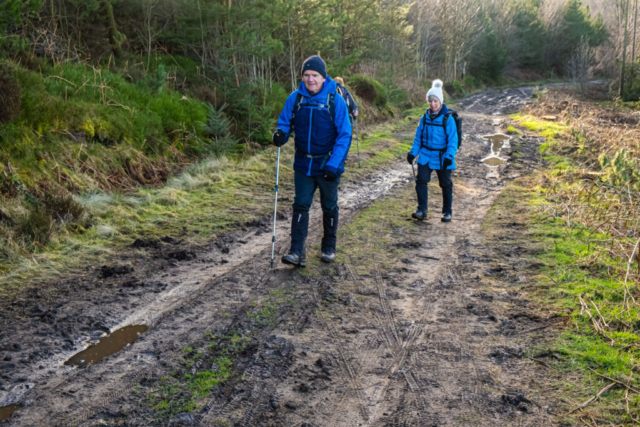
[428,97,441,112]
[302,70,326,94]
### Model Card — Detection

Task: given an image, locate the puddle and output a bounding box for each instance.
[481,156,507,167]
[481,134,510,168]
[0,404,22,421]
[482,133,510,153]
[64,325,148,367]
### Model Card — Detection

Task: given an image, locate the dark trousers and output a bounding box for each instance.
[290,171,340,254]
[415,164,453,215]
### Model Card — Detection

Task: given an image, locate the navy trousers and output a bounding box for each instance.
[415,164,453,215]
[290,171,340,254]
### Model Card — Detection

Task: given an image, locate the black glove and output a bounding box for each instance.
[443,158,453,169]
[323,170,338,182]
[272,129,288,147]
[407,153,416,165]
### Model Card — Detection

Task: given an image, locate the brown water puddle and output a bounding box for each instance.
[482,156,507,166]
[64,325,148,367]
[0,404,22,421]
[482,133,510,153]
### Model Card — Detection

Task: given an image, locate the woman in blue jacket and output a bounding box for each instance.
[407,79,458,222]
[272,56,352,266]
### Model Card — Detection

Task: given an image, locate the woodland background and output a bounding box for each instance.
[0,0,637,259]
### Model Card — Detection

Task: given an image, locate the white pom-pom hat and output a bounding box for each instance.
[426,79,444,104]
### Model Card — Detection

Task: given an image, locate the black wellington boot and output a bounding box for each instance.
[282,210,309,267]
[321,211,339,263]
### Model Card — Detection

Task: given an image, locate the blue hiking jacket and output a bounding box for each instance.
[276,77,352,176]
[409,105,459,170]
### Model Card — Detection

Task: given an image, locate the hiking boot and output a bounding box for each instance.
[282,251,305,267]
[412,210,427,221]
[321,251,335,263]
[441,213,452,222]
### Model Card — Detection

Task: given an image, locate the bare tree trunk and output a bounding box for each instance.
[633,0,638,63]
[104,0,124,59]
[621,0,631,98]
[196,0,207,76]
[228,0,240,88]
[288,15,296,91]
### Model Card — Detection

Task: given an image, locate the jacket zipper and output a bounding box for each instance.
[307,107,314,175]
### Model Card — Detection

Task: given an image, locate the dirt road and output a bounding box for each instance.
[0,86,560,426]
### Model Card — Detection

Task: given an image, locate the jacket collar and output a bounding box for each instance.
[426,104,448,120]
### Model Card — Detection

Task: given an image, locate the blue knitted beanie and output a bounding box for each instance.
[301,55,327,78]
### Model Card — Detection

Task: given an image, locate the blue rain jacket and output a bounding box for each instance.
[276,77,352,176]
[409,105,459,170]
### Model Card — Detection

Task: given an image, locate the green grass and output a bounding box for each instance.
[506,126,521,135]
[144,287,297,421]
[246,289,292,326]
[0,113,416,295]
[487,117,640,423]
[303,184,420,278]
[1,59,210,191]
[147,355,233,418]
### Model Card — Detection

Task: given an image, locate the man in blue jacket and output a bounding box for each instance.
[407,79,458,222]
[272,56,352,266]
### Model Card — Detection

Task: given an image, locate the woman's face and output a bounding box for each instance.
[428,97,441,112]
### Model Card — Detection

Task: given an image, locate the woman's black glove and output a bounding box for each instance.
[443,158,452,169]
[272,129,288,147]
[407,153,416,164]
[323,170,338,182]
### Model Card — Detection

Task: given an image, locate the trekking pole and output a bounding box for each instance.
[411,159,417,183]
[354,116,361,168]
[270,147,281,268]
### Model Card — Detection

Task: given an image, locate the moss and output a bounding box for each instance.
[349,74,387,108]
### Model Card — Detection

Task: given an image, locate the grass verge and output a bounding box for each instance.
[489,95,640,423]
[0,113,417,296]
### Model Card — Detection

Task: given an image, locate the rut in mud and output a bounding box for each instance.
[0,85,559,426]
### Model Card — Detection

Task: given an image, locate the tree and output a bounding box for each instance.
[620,0,631,97]
[545,0,608,74]
[512,0,547,70]
[469,13,509,82]
[568,38,593,94]
[104,0,125,59]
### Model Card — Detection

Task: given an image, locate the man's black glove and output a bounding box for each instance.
[323,170,338,182]
[443,158,453,169]
[407,153,416,165]
[272,129,288,147]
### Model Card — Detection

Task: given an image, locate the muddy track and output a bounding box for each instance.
[1,86,559,426]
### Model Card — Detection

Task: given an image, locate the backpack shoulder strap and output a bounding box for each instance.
[421,113,428,147]
[442,112,450,137]
[289,92,304,131]
[327,92,336,122]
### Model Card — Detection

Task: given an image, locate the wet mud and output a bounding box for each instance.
[0,86,558,426]
[64,325,148,367]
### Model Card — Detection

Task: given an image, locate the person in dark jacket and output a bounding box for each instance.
[407,79,458,222]
[272,56,352,266]
[334,77,358,120]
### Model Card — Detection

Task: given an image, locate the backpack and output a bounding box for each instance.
[336,85,350,108]
[289,91,336,133]
[420,110,463,151]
